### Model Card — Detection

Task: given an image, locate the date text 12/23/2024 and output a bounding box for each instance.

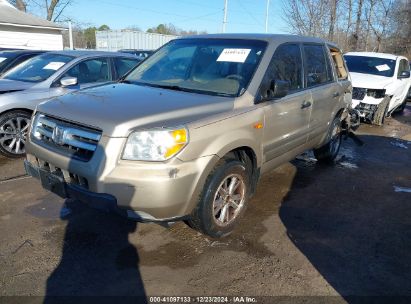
[149,296,257,303]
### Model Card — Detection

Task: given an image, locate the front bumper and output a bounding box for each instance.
[25,159,131,218]
[24,147,219,221]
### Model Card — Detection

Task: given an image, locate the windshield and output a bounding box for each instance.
[2,53,73,83]
[125,38,267,97]
[344,55,396,77]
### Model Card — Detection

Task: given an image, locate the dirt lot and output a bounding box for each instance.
[0,104,410,303]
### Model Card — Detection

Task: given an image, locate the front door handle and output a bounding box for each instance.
[333,92,340,98]
[301,100,312,109]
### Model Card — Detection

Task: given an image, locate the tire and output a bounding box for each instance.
[0,110,32,158]
[188,159,250,238]
[372,96,390,126]
[396,100,407,113]
[313,116,342,163]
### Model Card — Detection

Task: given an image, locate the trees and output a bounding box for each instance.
[147,23,207,36]
[8,0,72,21]
[282,0,410,56]
[147,23,178,35]
[98,24,110,31]
[8,0,26,11]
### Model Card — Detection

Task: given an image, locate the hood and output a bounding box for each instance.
[350,72,393,89]
[37,83,234,137]
[0,79,36,94]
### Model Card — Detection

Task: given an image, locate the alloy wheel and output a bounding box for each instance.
[0,116,30,155]
[212,173,246,227]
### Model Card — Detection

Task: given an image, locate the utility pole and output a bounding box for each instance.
[265,0,270,33]
[222,0,228,33]
[68,21,74,50]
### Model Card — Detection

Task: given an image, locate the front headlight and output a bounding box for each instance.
[122,128,188,161]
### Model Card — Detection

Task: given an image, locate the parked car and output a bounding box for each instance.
[344,52,411,125]
[25,34,353,238]
[0,50,45,76]
[0,51,141,158]
[118,49,154,61]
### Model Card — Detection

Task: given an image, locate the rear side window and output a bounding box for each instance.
[264,43,303,92]
[114,58,140,78]
[303,44,333,87]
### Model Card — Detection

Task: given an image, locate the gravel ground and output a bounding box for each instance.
[0,104,410,303]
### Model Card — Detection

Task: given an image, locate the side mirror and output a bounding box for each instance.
[398,71,411,79]
[60,76,78,87]
[258,79,290,102]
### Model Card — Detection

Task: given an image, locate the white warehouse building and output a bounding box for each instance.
[96,30,178,51]
[0,0,66,50]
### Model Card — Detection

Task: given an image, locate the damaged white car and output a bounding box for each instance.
[344,52,411,125]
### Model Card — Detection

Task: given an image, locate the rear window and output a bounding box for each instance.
[344,55,396,77]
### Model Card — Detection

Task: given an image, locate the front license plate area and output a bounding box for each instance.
[39,169,67,198]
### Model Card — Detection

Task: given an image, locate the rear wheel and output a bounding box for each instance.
[0,110,32,158]
[188,159,250,238]
[372,96,390,126]
[314,116,342,163]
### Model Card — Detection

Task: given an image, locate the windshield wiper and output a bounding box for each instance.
[120,81,235,97]
[142,83,199,93]
[119,79,134,84]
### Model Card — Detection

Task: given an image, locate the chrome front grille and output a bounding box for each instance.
[32,114,102,162]
[352,87,367,100]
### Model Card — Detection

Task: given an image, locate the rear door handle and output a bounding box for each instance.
[333,92,340,98]
[301,100,312,109]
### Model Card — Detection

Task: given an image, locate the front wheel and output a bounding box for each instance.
[188,160,250,238]
[372,96,390,126]
[0,110,32,158]
[313,116,342,163]
[396,99,407,113]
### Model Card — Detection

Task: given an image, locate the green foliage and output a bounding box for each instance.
[98,24,110,31]
[83,26,97,49]
[146,23,207,36]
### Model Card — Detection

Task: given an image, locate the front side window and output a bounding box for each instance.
[303,44,333,87]
[263,43,303,92]
[62,58,110,84]
[125,38,267,97]
[344,55,396,77]
[398,59,410,76]
[1,53,72,83]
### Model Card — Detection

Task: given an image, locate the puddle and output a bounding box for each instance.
[390,141,408,149]
[337,161,358,169]
[394,186,411,193]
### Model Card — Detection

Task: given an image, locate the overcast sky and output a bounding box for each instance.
[29,0,289,34]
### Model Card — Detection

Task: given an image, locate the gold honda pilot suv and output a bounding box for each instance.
[25,34,352,238]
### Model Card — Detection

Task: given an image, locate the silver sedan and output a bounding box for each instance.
[0,50,140,158]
